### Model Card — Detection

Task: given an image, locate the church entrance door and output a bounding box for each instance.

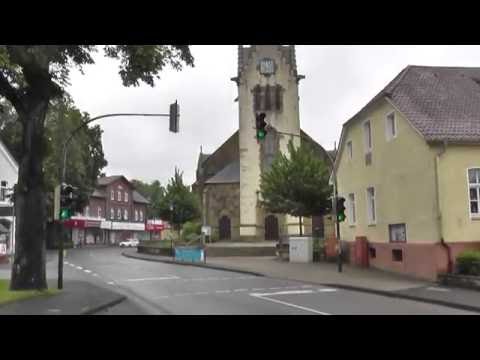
[219,216,231,241]
[265,215,279,241]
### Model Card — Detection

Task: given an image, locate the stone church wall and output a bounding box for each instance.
[204,183,240,241]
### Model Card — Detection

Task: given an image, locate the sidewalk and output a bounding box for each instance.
[123,249,480,313]
[0,280,126,315]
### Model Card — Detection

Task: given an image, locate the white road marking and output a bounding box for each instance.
[269,287,283,290]
[107,281,115,285]
[84,270,92,273]
[47,309,61,313]
[174,293,191,297]
[215,290,231,294]
[252,288,265,291]
[76,266,83,270]
[194,292,209,295]
[250,290,331,315]
[92,273,99,277]
[252,290,315,297]
[285,286,299,289]
[317,288,338,293]
[64,261,69,265]
[124,276,180,282]
[157,295,170,299]
[426,287,451,292]
[234,289,248,292]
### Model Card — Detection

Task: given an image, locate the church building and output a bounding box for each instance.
[193,45,334,243]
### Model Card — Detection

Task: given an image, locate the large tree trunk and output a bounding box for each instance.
[10,99,49,291]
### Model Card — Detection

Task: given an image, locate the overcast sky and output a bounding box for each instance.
[67,45,480,186]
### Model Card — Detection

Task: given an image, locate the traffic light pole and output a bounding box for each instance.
[57,111,173,290]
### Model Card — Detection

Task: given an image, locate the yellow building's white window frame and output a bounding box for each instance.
[363,119,373,153]
[366,186,376,225]
[347,140,353,161]
[467,167,480,219]
[348,193,356,226]
[385,111,397,142]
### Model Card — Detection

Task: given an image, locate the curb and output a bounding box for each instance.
[323,283,480,314]
[81,295,127,315]
[121,252,265,277]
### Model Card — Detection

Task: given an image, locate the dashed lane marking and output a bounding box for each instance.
[233,289,248,292]
[107,281,115,285]
[215,290,231,294]
[76,266,83,270]
[251,290,315,297]
[124,276,180,282]
[252,288,266,291]
[84,270,92,273]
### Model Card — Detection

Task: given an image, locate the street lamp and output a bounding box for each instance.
[57,103,180,290]
[169,203,174,259]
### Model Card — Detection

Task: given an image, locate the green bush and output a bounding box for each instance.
[182,221,202,239]
[456,251,480,276]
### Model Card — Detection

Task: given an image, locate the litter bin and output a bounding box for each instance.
[289,237,313,263]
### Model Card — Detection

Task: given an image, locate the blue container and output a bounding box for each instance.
[174,246,204,263]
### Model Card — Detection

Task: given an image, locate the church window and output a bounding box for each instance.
[253,85,283,112]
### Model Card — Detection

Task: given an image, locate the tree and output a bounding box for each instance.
[158,168,200,238]
[0,45,194,290]
[131,179,165,219]
[1,94,108,218]
[259,140,333,236]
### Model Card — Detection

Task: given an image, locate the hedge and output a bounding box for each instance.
[456,251,480,276]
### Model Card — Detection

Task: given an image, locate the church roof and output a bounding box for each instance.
[204,161,240,184]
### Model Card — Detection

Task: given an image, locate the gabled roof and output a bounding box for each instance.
[0,138,18,173]
[97,176,126,186]
[204,161,240,184]
[132,190,150,204]
[386,66,480,143]
[334,65,480,172]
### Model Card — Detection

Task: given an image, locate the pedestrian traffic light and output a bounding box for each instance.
[59,183,75,220]
[169,100,180,133]
[336,196,346,222]
[256,113,267,140]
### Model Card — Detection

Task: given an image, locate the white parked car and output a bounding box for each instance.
[119,239,139,248]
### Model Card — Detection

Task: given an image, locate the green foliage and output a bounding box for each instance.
[456,251,480,276]
[158,168,201,232]
[260,140,333,219]
[0,95,108,217]
[131,179,165,219]
[182,220,202,242]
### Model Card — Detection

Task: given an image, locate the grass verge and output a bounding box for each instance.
[0,279,60,306]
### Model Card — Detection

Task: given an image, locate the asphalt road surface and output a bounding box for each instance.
[50,248,477,315]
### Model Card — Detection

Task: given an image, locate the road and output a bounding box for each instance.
[50,247,477,315]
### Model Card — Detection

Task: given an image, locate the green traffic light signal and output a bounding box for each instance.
[60,208,70,220]
[257,129,266,140]
[337,213,346,222]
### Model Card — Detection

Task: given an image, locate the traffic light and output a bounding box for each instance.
[59,183,75,220]
[336,196,346,223]
[256,112,267,140]
[169,100,180,133]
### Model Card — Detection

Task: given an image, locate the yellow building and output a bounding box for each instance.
[334,66,480,280]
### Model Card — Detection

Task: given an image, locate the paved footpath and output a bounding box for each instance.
[123,250,480,313]
[0,255,126,315]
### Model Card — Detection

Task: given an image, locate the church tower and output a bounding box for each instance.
[231,45,305,241]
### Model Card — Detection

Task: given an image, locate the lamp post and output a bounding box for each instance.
[58,106,180,290]
[170,203,174,259]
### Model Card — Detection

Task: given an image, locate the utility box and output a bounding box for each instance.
[289,237,313,263]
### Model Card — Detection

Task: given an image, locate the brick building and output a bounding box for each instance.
[70,175,150,246]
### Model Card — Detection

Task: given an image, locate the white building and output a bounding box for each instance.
[0,138,18,256]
